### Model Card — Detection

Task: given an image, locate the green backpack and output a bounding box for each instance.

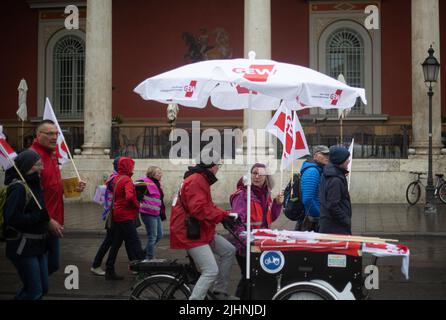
[0,181,31,241]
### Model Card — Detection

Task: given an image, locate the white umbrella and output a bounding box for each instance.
[17,79,28,150]
[17,79,28,121]
[134,51,367,285]
[135,52,366,111]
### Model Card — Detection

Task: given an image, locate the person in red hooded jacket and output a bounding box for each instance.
[170,156,237,300]
[104,157,145,280]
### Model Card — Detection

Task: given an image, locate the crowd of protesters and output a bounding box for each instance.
[2,120,352,300]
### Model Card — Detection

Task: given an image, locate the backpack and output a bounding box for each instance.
[0,181,31,241]
[283,173,305,222]
[283,166,320,222]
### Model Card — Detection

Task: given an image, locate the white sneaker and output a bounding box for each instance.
[90,267,106,276]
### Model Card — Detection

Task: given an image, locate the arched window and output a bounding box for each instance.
[312,17,381,116]
[326,28,365,114]
[52,35,85,119]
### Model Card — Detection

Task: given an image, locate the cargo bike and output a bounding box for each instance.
[129,219,409,300]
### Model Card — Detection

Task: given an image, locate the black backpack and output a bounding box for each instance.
[283,167,317,222]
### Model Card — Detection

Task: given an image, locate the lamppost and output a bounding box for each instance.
[421,45,440,214]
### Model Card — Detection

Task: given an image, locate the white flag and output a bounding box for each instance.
[43,98,70,166]
[0,125,18,171]
[347,138,354,190]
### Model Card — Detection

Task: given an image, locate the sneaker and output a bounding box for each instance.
[212,291,240,300]
[90,267,106,276]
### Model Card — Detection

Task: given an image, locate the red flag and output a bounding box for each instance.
[0,125,18,170]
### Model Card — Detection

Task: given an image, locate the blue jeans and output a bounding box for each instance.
[47,235,60,275]
[140,214,163,260]
[9,254,49,300]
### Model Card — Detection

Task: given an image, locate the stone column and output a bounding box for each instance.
[411,0,442,155]
[243,0,272,160]
[82,0,112,157]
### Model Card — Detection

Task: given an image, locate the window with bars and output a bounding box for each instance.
[53,35,85,119]
[326,28,365,115]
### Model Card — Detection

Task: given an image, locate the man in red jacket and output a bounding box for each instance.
[105,157,145,280]
[170,158,237,300]
[31,120,86,275]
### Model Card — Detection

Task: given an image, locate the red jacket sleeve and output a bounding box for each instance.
[124,177,140,210]
[183,176,227,224]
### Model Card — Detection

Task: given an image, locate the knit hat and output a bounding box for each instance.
[329,146,350,165]
[15,149,41,175]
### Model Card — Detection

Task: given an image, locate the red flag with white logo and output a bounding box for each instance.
[265,103,291,146]
[43,98,69,167]
[281,112,310,170]
[266,106,310,170]
[0,125,18,171]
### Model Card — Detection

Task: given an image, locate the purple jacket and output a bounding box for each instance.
[229,187,282,254]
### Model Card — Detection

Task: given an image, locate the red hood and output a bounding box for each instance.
[117,157,135,177]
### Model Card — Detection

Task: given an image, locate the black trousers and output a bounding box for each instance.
[235,254,250,300]
[92,229,131,269]
[105,220,144,272]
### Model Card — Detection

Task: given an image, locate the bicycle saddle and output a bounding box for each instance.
[129,259,184,272]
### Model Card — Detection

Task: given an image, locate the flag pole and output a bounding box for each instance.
[0,144,42,210]
[340,115,343,146]
[63,140,81,181]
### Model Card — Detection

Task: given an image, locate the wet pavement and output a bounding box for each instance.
[1,234,446,300]
[1,203,446,300]
[62,202,446,237]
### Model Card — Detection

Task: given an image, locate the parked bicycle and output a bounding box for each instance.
[406,171,446,205]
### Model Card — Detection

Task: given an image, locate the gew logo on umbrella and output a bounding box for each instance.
[184,80,197,98]
[330,89,343,106]
[233,65,276,82]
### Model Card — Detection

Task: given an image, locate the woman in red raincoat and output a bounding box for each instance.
[170,160,236,300]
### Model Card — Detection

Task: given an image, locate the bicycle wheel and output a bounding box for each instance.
[130,274,191,300]
[406,182,421,205]
[273,283,336,300]
[438,183,446,204]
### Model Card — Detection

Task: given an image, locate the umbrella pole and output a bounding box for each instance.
[246,91,253,299]
[21,121,24,150]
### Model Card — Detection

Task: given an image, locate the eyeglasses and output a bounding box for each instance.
[252,172,267,177]
[40,131,60,137]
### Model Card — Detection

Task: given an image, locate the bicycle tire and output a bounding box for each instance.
[273,283,337,300]
[406,181,421,205]
[130,274,191,300]
[438,182,446,204]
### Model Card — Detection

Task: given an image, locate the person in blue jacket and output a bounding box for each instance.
[297,145,329,231]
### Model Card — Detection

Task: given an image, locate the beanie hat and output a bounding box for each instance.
[15,149,41,174]
[329,146,350,165]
